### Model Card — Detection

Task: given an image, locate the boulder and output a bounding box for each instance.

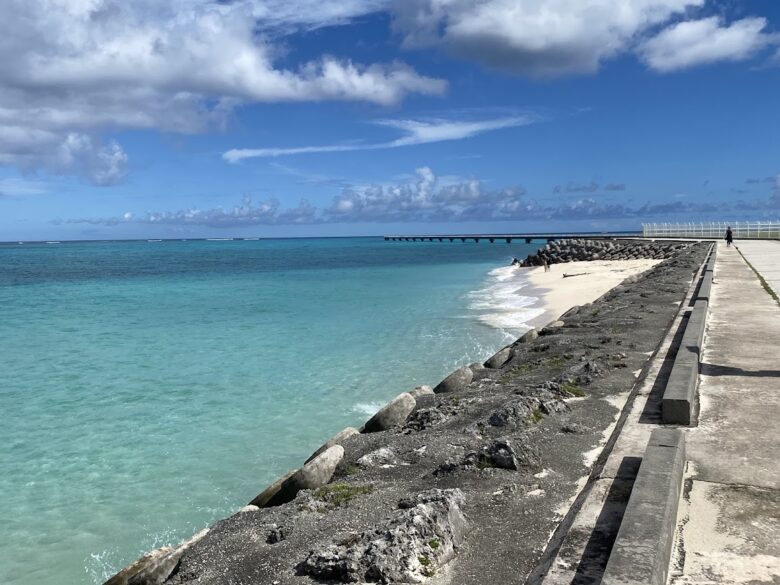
[265,445,344,507]
[362,392,416,433]
[484,346,513,369]
[433,366,473,394]
[305,427,359,463]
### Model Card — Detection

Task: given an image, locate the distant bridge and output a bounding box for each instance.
[383,231,641,244]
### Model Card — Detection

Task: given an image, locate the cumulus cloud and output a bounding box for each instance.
[639,16,774,71]
[68,166,780,227]
[391,0,706,76]
[0,0,443,183]
[223,115,534,161]
[391,1,780,76]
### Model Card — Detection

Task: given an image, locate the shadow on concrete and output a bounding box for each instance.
[639,313,690,424]
[571,457,643,585]
[701,362,780,378]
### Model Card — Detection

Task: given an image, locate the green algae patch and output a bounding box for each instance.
[314,483,373,508]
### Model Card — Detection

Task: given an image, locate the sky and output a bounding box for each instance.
[0,0,779,241]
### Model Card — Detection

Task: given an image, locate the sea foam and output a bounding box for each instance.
[468,265,545,332]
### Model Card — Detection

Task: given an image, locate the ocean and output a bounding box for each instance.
[0,237,542,584]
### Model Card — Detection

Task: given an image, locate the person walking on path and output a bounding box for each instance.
[725,226,734,247]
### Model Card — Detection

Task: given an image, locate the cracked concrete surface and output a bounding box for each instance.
[670,242,780,585]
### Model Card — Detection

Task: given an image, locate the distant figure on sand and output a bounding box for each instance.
[725,226,733,247]
[543,259,550,272]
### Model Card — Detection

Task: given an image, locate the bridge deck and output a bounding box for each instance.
[384,232,640,243]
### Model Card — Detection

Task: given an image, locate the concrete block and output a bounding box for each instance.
[696,272,712,302]
[662,355,698,425]
[680,300,708,354]
[601,428,686,585]
[705,252,716,272]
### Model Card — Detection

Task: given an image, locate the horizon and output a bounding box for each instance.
[1,1,779,240]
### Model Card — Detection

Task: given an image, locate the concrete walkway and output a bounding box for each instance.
[669,242,780,584]
[733,240,780,300]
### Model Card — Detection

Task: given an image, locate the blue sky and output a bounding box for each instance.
[0,0,779,240]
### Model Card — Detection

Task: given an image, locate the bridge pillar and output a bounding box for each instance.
[525,237,532,244]
[489,237,495,243]
[449,238,454,242]
[460,237,466,242]
[506,238,512,244]
[473,237,480,243]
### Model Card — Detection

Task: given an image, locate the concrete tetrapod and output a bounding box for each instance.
[601,428,686,585]
[361,392,416,432]
[264,445,344,507]
[433,366,473,394]
[305,427,359,464]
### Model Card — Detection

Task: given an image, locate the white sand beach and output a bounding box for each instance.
[523,259,661,328]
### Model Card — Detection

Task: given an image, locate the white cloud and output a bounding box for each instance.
[0,178,49,197]
[0,0,441,183]
[391,0,706,76]
[639,16,773,71]
[223,115,534,161]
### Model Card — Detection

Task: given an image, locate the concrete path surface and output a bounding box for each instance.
[670,242,780,584]
[733,239,780,300]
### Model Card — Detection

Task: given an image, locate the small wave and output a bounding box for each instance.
[468,265,543,332]
[351,401,385,416]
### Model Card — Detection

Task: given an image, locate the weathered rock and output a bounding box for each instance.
[433,366,473,394]
[540,399,569,415]
[484,346,513,369]
[266,524,287,544]
[404,407,448,432]
[480,439,541,470]
[265,445,344,507]
[301,489,466,584]
[483,439,520,470]
[305,427,359,463]
[362,393,416,433]
[126,529,208,585]
[409,385,434,399]
[249,469,297,507]
[487,399,536,427]
[357,447,398,467]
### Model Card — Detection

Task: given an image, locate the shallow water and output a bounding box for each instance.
[0,237,541,584]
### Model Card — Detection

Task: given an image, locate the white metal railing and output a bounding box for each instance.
[642,221,780,239]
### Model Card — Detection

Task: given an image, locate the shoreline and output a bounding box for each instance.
[520,259,661,329]
[105,240,706,585]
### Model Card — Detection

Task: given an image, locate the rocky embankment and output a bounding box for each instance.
[521,239,691,266]
[107,242,708,585]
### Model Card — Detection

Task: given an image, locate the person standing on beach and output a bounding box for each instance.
[543,259,550,272]
[725,226,733,247]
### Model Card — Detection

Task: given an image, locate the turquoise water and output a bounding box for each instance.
[0,237,541,584]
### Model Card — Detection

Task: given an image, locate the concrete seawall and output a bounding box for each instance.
[104,242,713,585]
